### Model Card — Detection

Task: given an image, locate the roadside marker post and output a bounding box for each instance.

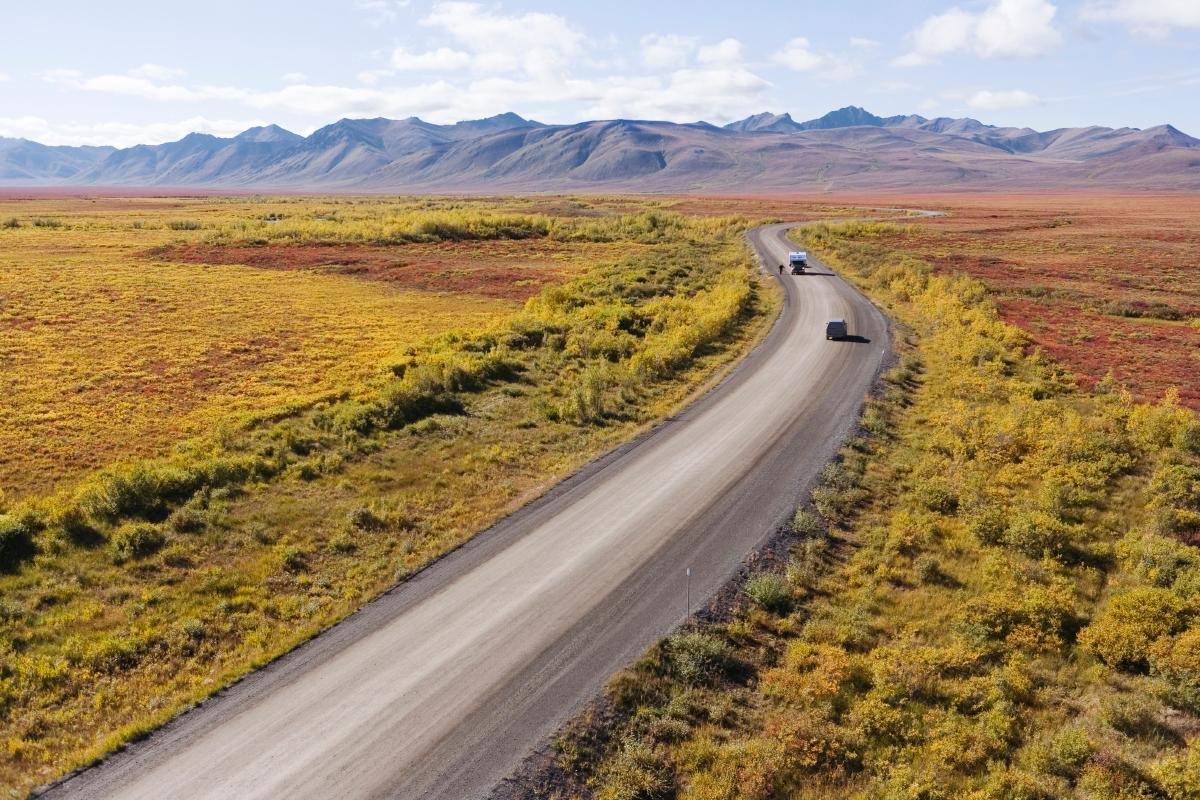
[686,567,692,623]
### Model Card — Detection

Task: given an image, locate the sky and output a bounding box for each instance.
[1,0,1198,147]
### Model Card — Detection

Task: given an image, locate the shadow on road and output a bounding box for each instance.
[833,335,872,344]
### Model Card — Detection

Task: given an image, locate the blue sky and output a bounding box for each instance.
[1,0,1197,146]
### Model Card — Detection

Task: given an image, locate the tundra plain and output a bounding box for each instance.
[0,193,883,795]
[2,193,1198,798]
[564,196,1200,800]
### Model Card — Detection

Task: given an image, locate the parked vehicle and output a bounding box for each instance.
[825,319,848,340]
[788,251,808,274]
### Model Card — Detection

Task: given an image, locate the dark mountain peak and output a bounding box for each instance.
[176,132,225,147]
[310,118,385,141]
[450,112,544,137]
[724,112,800,133]
[234,124,302,144]
[911,116,993,135]
[471,112,537,127]
[1134,124,1200,150]
[797,106,885,130]
[881,114,929,128]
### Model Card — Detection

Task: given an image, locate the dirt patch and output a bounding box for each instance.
[145,240,586,301]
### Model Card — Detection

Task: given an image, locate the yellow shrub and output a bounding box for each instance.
[1079,587,1190,670]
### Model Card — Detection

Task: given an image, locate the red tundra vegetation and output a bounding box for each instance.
[828,194,1200,409]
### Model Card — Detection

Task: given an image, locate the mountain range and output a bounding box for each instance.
[3,106,1197,191]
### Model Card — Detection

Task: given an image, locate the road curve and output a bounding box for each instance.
[41,223,889,800]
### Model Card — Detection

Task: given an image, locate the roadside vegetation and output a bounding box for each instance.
[0,194,807,794]
[574,220,1200,800]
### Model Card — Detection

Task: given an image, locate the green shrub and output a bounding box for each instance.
[597,738,674,800]
[1076,755,1159,800]
[812,485,869,523]
[31,217,63,228]
[1099,694,1159,736]
[110,523,167,562]
[1022,725,1094,779]
[1002,510,1076,558]
[916,480,958,514]
[803,600,875,651]
[330,400,377,435]
[1080,587,1189,671]
[820,462,855,490]
[744,573,792,614]
[48,502,96,542]
[1149,627,1200,712]
[376,382,461,430]
[181,618,206,640]
[167,506,206,534]
[1174,421,1200,455]
[1,217,19,229]
[974,766,1056,800]
[76,456,267,523]
[167,219,202,230]
[961,577,1076,652]
[787,536,828,588]
[914,555,943,584]
[1150,738,1200,800]
[667,632,733,686]
[968,505,1009,546]
[276,545,308,573]
[328,532,357,554]
[348,505,387,532]
[0,513,37,570]
[1149,464,1200,535]
[1121,532,1200,596]
[0,597,25,623]
[791,510,824,537]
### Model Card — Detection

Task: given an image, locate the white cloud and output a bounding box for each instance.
[895,8,975,66]
[975,0,1062,56]
[128,63,186,81]
[390,46,472,71]
[32,3,778,136]
[282,72,307,83]
[420,2,585,77]
[640,34,697,69]
[967,88,1040,109]
[849,37,880,48]
[45,69,198,101]
[896,0,1061,66]
[1082,0,1200,38]
[357,0,408,26]
[772,37,827,71]
[770,37,860,80]
[584,67,770,122]
[696,38,743,65]
[357,69,394,85]
[0,115,268,148]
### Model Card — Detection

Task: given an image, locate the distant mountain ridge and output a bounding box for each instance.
[2,107,1197,191]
